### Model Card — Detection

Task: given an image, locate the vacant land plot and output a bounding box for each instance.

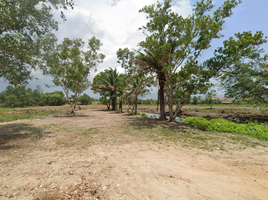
[0,105,268,199]
[137,104,268,122]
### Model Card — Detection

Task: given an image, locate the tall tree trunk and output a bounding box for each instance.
[158,71,166,120]
[54,72,75,116]
[77,95,81,110]
[210,99,214,109]
[134,95,138,115]
[119,97,123,112]
[156,88,159,112]
[111,91,117,111]
[74,88,77,110]
[108,96,111,110]
[125,96,127,112]
[66,94,75,116]
[168,91,174,122]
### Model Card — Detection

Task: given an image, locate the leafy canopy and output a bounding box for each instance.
[0,0,74,84]
[137,0,243,121]
[220,44,268,106]
[44,37,105,114]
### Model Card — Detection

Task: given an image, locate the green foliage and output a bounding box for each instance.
[184,117,268,140]
[91,68,120,110]
[0,0,74,84]
[137,0,266,122]
[40,91,65,106]
[0,85,65,107]
[78,93,92,105]
[45,37,105,114]
[98,96,108,105]
[140,113,148,118]
[0,85,35,107]
[192,96,199,105]
[220,56,268,107]
[140,99,157,105]
[200,98,222,105]
[116,47,156,114]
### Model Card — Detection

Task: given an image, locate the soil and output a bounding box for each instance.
[0,105,268,199]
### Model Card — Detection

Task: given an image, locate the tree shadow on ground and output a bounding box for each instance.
[124,114,192,131]
[0,123,49,150]
[54,114,95,118]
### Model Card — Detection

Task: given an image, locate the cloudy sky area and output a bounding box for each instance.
[1,0,268,99]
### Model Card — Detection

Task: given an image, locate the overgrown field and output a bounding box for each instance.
[0,108,65,123]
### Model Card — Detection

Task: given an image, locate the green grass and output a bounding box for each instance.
[184,117,268,141]
[0,109,14,112]
[124,121,268,151]
[0,109,63,123]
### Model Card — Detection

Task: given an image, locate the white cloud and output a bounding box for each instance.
[55,0,192,70]
[172,0,192,17]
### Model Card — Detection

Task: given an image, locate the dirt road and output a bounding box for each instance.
[0,106,267,199]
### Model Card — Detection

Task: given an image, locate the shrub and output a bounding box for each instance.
[78,93,92,105]
[140,113,148,118]
[184,117,268,140]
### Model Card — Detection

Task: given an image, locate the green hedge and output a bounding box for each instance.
[184,117,268,141]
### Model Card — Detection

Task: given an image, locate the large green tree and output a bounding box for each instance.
[220,49,268,106]
[45,37,105,115]
[138,0,267,121]
[0,0,74,85]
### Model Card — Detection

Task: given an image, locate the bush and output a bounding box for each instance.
[184,117,268,140]
[78,93,92,105]
[42,91,65,106]
[140,113,148,118]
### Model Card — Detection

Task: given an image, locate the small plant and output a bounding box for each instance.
[150,115,158,119]
[140,113,148,118]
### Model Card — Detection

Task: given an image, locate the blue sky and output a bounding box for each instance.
[1,0,268,99]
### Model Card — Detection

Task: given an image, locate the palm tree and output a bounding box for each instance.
[91,68,120,111]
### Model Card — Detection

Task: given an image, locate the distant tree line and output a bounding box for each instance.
[0,85,94,108]
[0,85,66,108]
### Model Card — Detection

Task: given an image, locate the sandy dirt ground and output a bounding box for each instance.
[0,106,268,199]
